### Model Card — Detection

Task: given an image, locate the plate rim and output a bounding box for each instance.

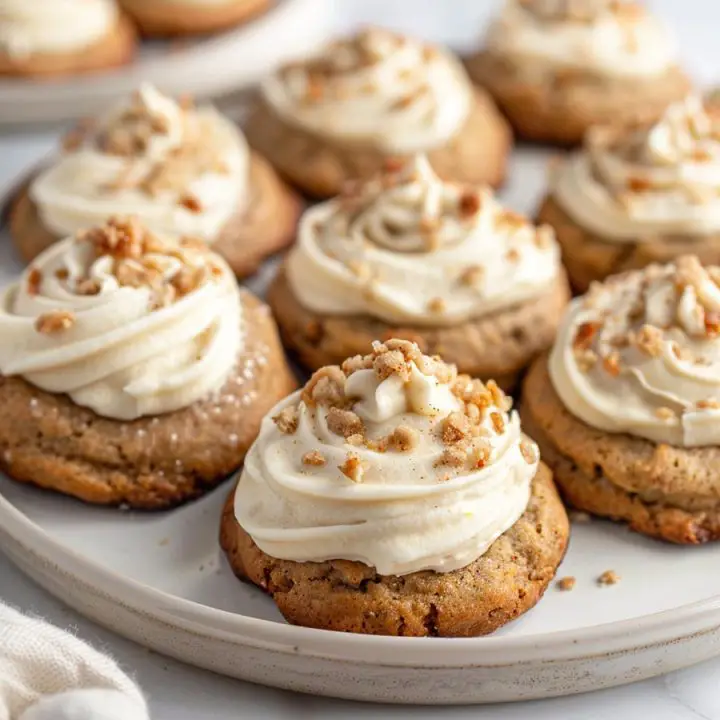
[2,486,720,668]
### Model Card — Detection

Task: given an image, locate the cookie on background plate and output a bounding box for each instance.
[222,339,569,636]
[10,84,301,279]
[246,27,512,199]
[0,0,136,78]
[0,218,296,509]
[466,0,690,146]
[118,0,271,37]
[522,256,720,544]
[267,155,570,391]
[538,94,720,293]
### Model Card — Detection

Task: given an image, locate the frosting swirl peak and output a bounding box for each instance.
[286,155,561,326]
[235,340,538,575]
[554,94,720,241]
[0,218,242,421]
[550,256,720,447]
[261,28,473,154]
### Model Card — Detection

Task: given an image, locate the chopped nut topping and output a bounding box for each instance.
[273,406,299,434]
[346,433,365,447]
[339,453,365,483]
[302,450,326,467]
[26,268,42,296]
[458,191,481,218]
[495,209,528,231]
[655,407,674,420]
[373,349,411,381]
[458,265,484,288]
[427,297,446,314]
[341,353,373,376]
[180,194,203,213]
[520,438,538,464]
[697,399,720,409]
[302,366,347,408]
[388,425,419,452]
[487,379,511,412]
[470,442,491,469]
[705,311,720,337]
[441,412,470,445]
[627,176,652,192]
[597,570,620,586]
[490,411,505,434]
[634,324,663,356]
[435,447,467,468]
[35,310,75,334]
[55,268,69,281]
[602,352,621,377]
[575,349,599,373]
[327,407,365,439]
[557,577,576,592]
[573,321,601,351]
[76,278,101,296]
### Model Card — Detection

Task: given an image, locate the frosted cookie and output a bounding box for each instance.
[522,257,720,543]
[246,28,512,198]
[118,0,270,37]
[538,95,720,292]
[466,0,690,145]
[221,339,569,636]
[10,85,301,278]
[0,0,136,78]
[0,218,296,509]
[267,156,569,389]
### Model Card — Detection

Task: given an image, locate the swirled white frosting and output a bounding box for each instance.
[0,222,242,421]
[553,95,720,242]
[550,256,720,447]
[0,0,118,57]
[235,343,536,575]
[286,156,560,326]
[261,28,473,154]
[485,0,676,79]
[30,85,249,244]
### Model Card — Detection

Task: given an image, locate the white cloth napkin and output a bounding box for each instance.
[0,603,149,720]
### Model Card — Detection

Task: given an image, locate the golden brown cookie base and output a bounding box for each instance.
[245,89,512,199]
[9,152,302,278]
[0,291,297,510]
[537,195,720,294]
[466,52,691,146]
[220,463,568,637]
[118,0,271,36]
[521,356,720,544]
[0,15,136,78]
[267,265,570,391]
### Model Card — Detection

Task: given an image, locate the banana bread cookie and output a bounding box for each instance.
[222,339,569,635]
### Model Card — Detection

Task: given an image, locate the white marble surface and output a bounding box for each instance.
[2,0,720,717]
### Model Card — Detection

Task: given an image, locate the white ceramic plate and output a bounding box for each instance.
[2,148,720,705]
[0,0,335,126]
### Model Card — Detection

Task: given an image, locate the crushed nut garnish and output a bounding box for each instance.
[520,438,538,464]
[458,191,481,218]
[434,447,467,468]
[427,297,446,314]
[597,570,620,586]
[302,450,326,467]
[301,366,346,407]
[26,268,42,296]
[697,399,720,409]
[75,278,101,296]
[273,406,299,434]
[327,407,365,439]
[575,349,599,373]
[55,268,69,281]
[470,443,491,469]
[180,194,203,213]
[35,310,75,334]
[557,577,576,592]
[388,425,419,452]
[705,311,720,337]
[373,349,411,381]
[458,265,484,288]
[573,321,601,351]
[634,324,663,356]
[602,352,621,377]
[490,411,505,434]
[339,453,365,483]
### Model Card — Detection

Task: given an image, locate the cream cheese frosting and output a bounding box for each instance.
[235,340,538,575]
[0,0,118,57]
[553,95,720,242]
[550,255,720,447]
[286,155,560,326]
[261,28,473,154]
[0,218,242,421]
[30,85,249,244]
[485,0,677,79]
